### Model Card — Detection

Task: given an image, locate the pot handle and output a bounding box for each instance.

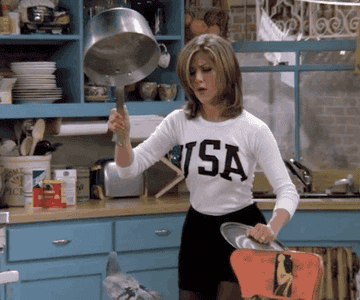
[115,86,125,113]
[159,43,168,54]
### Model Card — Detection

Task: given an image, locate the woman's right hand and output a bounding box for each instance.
[108,106,131,146]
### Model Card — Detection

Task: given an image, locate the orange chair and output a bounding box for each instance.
[230,249,324,300]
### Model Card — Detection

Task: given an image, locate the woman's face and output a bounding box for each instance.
[189,51,219,106]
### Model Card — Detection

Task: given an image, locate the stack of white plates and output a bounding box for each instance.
[10,62,62,104]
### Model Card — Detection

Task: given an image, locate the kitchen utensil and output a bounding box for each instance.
[83,7,160,113]
[139,82,158,100]
[14,121,22,148]
[154,7,164,34]
[158,84,177,101]
[20,136,33,156]
[29,119,45,156]
[158,43,170,69]
[220,222,287,251]
[34,141,62,155]
[22,119,34,136]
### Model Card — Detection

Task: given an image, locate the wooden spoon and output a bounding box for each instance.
[14,121,22,148]
[29,119,45,156]
[20,137,33,156]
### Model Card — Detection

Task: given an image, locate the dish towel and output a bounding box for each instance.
[103,252,163,300]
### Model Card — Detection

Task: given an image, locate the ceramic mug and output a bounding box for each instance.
[158,43,170,69]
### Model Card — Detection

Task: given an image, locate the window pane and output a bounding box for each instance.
[242,71,296,160]
[300,50,355,65]
[299,70,360,170]
[236,52,296,67]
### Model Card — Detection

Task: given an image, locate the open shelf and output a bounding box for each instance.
[0,0,185,120]
[0,100,185,119]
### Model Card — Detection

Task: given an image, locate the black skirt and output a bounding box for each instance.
[178,203,267,297]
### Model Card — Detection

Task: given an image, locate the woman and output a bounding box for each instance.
[108,34,299,300]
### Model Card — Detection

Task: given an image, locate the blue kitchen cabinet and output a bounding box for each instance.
[8,261,108,300]
[117,249,180,300]
[262,209,360,257]
[3,219,113,300]
[2,208,360,299]
[115,214,186,300]
[1,213,186,300]
[0,0,185,119]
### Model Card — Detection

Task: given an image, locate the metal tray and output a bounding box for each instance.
[220,222,287,251]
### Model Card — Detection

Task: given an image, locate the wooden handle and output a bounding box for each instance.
[326,248,334,299]
[313,247,326,300]
[345,248,355,300]
[28,137,39,156]
[115,86,125,113]
[337,248,346,300]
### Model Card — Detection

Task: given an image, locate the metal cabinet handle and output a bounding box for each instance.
[52,239,71,245]
[155,229,171,237]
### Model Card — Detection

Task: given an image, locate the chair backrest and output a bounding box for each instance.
[230,249,323,300]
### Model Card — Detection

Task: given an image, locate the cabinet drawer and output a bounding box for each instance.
[115,214,185,252]
[8,222,112,262]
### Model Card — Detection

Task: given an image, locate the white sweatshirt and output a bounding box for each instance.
[116,109,299,218]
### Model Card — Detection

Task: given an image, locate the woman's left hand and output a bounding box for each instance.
[246,223,275,244]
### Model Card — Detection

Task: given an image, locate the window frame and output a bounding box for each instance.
[232,39,357,160]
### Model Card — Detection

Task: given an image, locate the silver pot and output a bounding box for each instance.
[83,7,160,89]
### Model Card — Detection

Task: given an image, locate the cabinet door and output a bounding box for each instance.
[117,248,180,300]
[130,268,178,300]
[8,275,103,300]
[115,214,185,252]
[3,255,110,300]
[8,221,112,262]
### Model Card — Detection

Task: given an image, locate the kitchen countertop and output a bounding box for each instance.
[4,193,360,224]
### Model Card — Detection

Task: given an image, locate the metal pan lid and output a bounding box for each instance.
[220,222,288,251]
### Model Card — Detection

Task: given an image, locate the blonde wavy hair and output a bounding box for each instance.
[176,34,243,120]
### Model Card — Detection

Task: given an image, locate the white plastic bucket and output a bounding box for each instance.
[0,155,51,206]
